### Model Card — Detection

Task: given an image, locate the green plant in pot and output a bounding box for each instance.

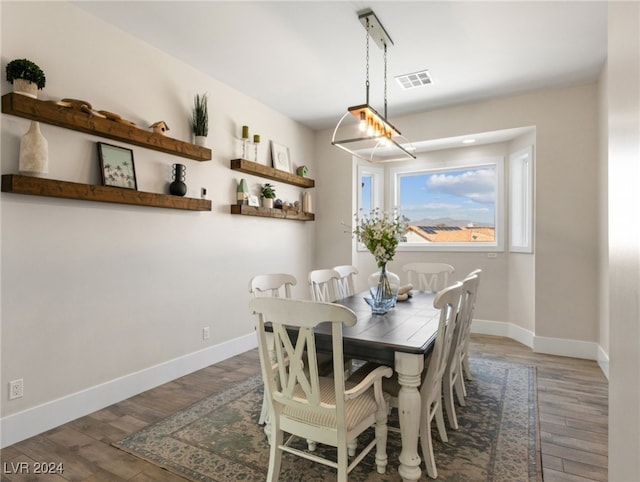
[261,183,276,208]
[191,93,208,146]
[6,58,46,98]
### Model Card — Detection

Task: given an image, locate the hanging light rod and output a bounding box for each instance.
[332,8,416,163]
[358,9,393,50]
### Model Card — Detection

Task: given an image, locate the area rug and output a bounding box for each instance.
[114,357,541,481]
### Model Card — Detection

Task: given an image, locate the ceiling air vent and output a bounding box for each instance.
[395,70,432,90]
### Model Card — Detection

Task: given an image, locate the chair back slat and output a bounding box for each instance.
[333,265,359,298]
[308,269,341,302]
[456,272,480,347]
[273,325,321,405]
[421,281,463,409]
[249,273,297,299]
[459,269,482,379]
[402,262,454,292]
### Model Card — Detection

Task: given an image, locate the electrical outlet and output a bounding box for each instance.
[9,379,23,400]
[202,327,210,340]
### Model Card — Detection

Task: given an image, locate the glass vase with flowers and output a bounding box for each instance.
[353,209,408,314]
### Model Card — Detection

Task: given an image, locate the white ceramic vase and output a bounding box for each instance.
[263,198,274,209]
[13,79,38,98]
[19,121,49,176]
[194,136,207,147]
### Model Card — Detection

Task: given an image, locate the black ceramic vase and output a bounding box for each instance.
[169,163,187,196]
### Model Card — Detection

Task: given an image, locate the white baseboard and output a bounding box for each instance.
[533,335,600,360]
[472,319,536,349]
[597,345,610,380]
[471,319,606,367]
[1,333,258,448]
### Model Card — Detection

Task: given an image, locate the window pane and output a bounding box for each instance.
[398,166,496,244]
[361,175,372,214]
[509,146,534,252]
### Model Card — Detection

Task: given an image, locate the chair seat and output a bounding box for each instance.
[282,377,390,431]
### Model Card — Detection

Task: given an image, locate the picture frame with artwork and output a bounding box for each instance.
[271,141,291,173]
[97,142,137,190]
[248,195,260,207]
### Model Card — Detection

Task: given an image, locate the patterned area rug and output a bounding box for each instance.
[114,357,541,481]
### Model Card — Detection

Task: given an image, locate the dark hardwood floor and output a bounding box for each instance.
[1,334,608,481]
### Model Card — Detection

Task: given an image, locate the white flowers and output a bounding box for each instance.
[353,209,408,268]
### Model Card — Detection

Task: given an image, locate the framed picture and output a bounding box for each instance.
[248,195,260,207]
[271,141,291,173]
[97,142,137,190]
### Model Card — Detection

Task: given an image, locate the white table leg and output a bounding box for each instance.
[394,352,424,482]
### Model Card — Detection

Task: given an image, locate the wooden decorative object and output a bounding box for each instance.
[230,204,314,221]
[230,158,314,188]
[2,93,211,161]
[2,174,211,212]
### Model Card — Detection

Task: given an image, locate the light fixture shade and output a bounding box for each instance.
[332,104,416,163]
[331,9,416,163]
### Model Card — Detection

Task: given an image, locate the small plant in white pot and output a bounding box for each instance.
[261,183,276,208]
[6,58,46,98]
[191,93,208,146]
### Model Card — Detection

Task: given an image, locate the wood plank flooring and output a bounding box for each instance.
[1,334,608,481]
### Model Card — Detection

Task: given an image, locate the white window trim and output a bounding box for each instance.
[356,163,384,215]
[509,146,534,253]
[355,163,385,252]
[390,156,505,252]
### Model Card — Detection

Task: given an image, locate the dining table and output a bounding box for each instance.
[315,291,441,482]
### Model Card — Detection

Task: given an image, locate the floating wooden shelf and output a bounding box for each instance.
[230,158,315,188]
[2,174,212,211]
[2,93,211,162]
[230,204,314,221]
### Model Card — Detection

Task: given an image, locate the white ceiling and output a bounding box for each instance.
[75,1,607,138]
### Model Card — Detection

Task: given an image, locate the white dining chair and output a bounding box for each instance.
[402,262,455,293]
[348,280,464,479]
[417,281,463,478]
[443,271,481,430]
[250,297,393,482]
[249,273,297,299]
[308,268,341,302]
[248,273,297,426]
[332,265,359,299]
[459,269,482,382]
[310,268,357,378]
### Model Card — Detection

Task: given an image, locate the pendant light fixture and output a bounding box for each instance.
[332,9,416,163]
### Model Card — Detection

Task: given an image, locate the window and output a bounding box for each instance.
[357,164,384,216]
[391,157,504,251]
[509,146,534,252]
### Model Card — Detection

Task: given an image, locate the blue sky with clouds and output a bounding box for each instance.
[398,167,496,225]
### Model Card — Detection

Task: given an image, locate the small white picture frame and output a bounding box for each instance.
[271,141,291,173]
[248,195,260,207]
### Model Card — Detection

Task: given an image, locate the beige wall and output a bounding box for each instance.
[315,83,600,344]
[1,0,622,454]
[598,64,609,361]
[1,2,316,425]
[607,2,640,479]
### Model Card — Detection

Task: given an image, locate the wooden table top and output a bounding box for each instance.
[317,292,440,366]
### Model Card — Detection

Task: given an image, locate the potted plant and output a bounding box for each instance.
[261,183,276,208]
[6,58,46,98]
[190,93,208,146]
